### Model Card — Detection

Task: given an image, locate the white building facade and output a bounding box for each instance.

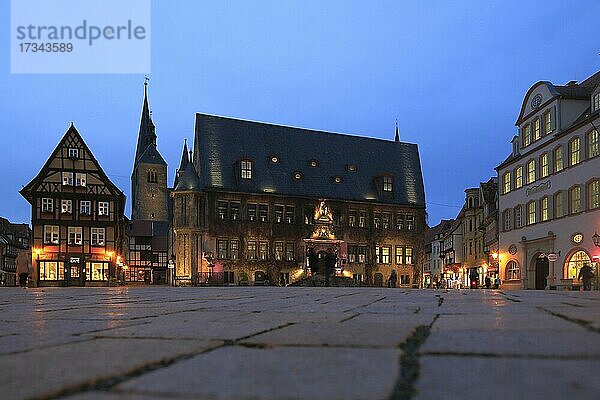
[497,71,600,290]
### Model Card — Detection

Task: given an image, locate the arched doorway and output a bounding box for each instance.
[565,250,591,280]
[374,273,384,287]
[254,270,266,284]
[534,257,549,290]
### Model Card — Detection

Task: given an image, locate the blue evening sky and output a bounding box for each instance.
[0,0,598,225]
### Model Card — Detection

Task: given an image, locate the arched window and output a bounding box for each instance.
[566,251,591,280]
[588,179,600,210]
[569,186,581,214]
[147,168,157,183]
[503,209,512,231]
[587,129,599,158]
[506,261,520,280]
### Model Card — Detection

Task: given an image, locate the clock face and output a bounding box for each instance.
[531,94,542,109]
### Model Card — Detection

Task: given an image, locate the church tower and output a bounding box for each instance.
[131,80,168,221]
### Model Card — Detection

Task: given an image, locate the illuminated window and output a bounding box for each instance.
[42,198,53,213]
[503,172,511,194]
[376,246,391,264]
[570,186,581,214]
[588,129,599,158]
[395,246,403,264]
[217,201,228,220]
[285,242,295,261]
[68,227,82,245]
[274,241,284,261]
[39,261,64,281]
[523,124,532,147]
[589,180,600,210]
[258,241,268,260]
[506,261,520,280]
[61,199,72,214]
[308,159,319,168]
[270,155,279,163]
[90,227,105,246]
[230,240,239,260]
[527,160,536,183]
[566,251,591,280]
[515,166,523,189]
[544,110,552,134]
[570,137,580,166]
[383,176,393,192]
[554,192,565,218]
[292,171,303,180]
[86,262,108,281]
[540,153,549,178]
[527,201,536,225]
[382,212,390,229]
[346,164,357,172]
[258,204,268,222]
[247,203,257,221]
[533,118,541,141]
[540,196,549,222]
[332,176,342,184]
[240,160,252,179]
[217,240,228,259]
[247,240,257,260]
[285,206,294,224]
[44,225,59,244]
[554,146,564,172]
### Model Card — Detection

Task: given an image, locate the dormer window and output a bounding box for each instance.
[346,164,357,172]
[332,176,342,184]
[68,148,79,159]
[241,160,252,179]
[593,93,600,112]
[292,171,303,180]
[383,176,393,192]
[270,155,279,164]
[308,159,319,168]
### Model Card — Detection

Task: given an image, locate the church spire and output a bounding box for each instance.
[179,139,189,170]
[394,119,399,143]
[134,78,157,164]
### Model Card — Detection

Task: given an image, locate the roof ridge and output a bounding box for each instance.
[196,113,418,146]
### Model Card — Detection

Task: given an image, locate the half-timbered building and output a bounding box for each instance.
[20,124,126,286]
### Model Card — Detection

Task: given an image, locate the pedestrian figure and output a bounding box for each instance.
[494,276,501,289]
[388,270,397,288]
[16,249,32,288]
[578,263,594,291]
[485,276,491,289]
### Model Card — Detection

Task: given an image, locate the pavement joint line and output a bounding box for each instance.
[339,312,361,323]
[0,336,98,357]
[35,342,227,400]
[539,307,600,334]
[561,302,585,308]
[343,296,387,313]
[388,314,440,400]
[419,351,600,360]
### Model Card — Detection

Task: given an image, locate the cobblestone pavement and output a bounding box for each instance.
[1,287,599,400]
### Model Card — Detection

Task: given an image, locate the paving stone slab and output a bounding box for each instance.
[415,356,600,400]
[0,338,220,400]
[421,328,600,357]
[117,346,400,400]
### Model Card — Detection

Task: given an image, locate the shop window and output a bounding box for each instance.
[566,251,591,280]
[506,261,520,280]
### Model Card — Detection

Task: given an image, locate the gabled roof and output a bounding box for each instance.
[20,124,125,202]
[192,113,425,206]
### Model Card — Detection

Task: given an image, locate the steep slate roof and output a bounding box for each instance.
[192,114,425,207]
[133,82,166,167]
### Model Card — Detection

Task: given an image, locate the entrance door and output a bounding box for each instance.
[535,258,549,290]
